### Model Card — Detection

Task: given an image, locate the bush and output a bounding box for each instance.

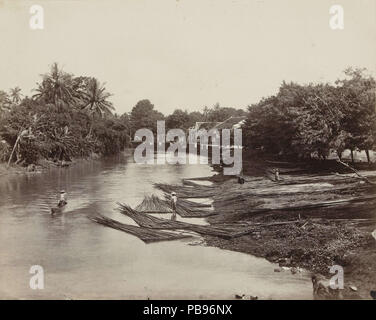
[0,139,10,162]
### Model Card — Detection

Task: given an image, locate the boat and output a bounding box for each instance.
[51,202,67,215]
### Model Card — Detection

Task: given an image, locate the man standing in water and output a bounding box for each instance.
[274,168,280,181]
[170,192,177,220]
[58,190,67,207]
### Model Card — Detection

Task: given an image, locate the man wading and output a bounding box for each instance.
[170,192,177,221]
[58,190,67,207]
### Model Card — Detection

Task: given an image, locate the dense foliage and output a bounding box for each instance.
[242,68,376,162]
[1,63,373,166]
[0,63,130,165]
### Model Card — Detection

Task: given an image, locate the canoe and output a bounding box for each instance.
[51,202,67,215]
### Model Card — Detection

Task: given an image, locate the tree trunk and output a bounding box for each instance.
[365,150,370,164]
[7,135,21,167]
[350,149,354,164]
[337,150,342,161]
[86,121,93,138]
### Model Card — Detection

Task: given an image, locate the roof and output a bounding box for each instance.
[193,122,222,131]
[213,116,247,130]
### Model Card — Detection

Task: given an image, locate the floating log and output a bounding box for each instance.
[117,203,250,239]
[135,194,215,217]
[135,195,172,213]
[90,215,192,243]
[182,179,213,188]
[177,198,212,208]
[154,183,217,198]
[164,194,215,217]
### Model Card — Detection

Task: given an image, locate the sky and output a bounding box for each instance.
[0,0,375,115]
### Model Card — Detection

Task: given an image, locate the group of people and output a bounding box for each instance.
[55,171,283,216]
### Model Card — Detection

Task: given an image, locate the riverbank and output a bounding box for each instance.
[198,169,376,300]
[0,152,103,178]
[204,208,375,299]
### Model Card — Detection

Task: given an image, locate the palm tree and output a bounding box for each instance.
[33,63,76,110]
[203,106,210,121]
[9,87,22,105]
[0,90,10,113]
[82,78,114,136]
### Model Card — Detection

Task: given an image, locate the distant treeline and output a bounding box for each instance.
[0,63,245,165]
[0,64,374,166]
[243,68,376,163]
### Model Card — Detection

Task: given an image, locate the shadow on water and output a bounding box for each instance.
[0,152,313,299]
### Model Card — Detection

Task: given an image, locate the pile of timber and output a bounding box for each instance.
[154,183,217,198]
[182,179,213,187]
[135,194,215,217]
[117,203,250,238]
[90,215,192,243]
[135,195,172,213]
[212,182,376,215]
[177,197,212,208]
[152,172,376,218]
[157,170,376,218]
[164,194,215,217]
[90,168,376,243]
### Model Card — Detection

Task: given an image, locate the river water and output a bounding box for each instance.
[0,152,312,299]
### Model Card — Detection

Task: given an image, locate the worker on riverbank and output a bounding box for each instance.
[58,190,67,207]
[170,192,177,220]
[237,175,245,184]
[274,168,280,181]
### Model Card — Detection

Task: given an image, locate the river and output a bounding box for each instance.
[0,152,312,299]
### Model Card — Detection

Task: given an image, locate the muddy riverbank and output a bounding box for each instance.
[204,211,375,299]
[197,169,376,300]
[114,163,375,299]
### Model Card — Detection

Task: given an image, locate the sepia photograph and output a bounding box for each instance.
[0,0,375,307]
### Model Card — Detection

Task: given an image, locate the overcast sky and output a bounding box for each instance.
[0,0,375,115]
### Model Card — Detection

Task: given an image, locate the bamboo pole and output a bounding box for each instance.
[337,159,375,185]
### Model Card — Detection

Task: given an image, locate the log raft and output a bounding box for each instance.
[90,168,376,243]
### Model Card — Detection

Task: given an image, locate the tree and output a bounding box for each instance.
[130,99,164,134]
[166,109,192,130]
[9,87,22,105]
[0,90,11,114]
[243,82,344,159]
[33,63,77,110]
[243,96,295,156]
[188,111,203,126]
[81,77,114,136]
[285,83,344,159]
[336,68,376,163]
[202,103,247,122]
[243,69,375,163]
[202,106,210,121]
[0,63,129,164]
